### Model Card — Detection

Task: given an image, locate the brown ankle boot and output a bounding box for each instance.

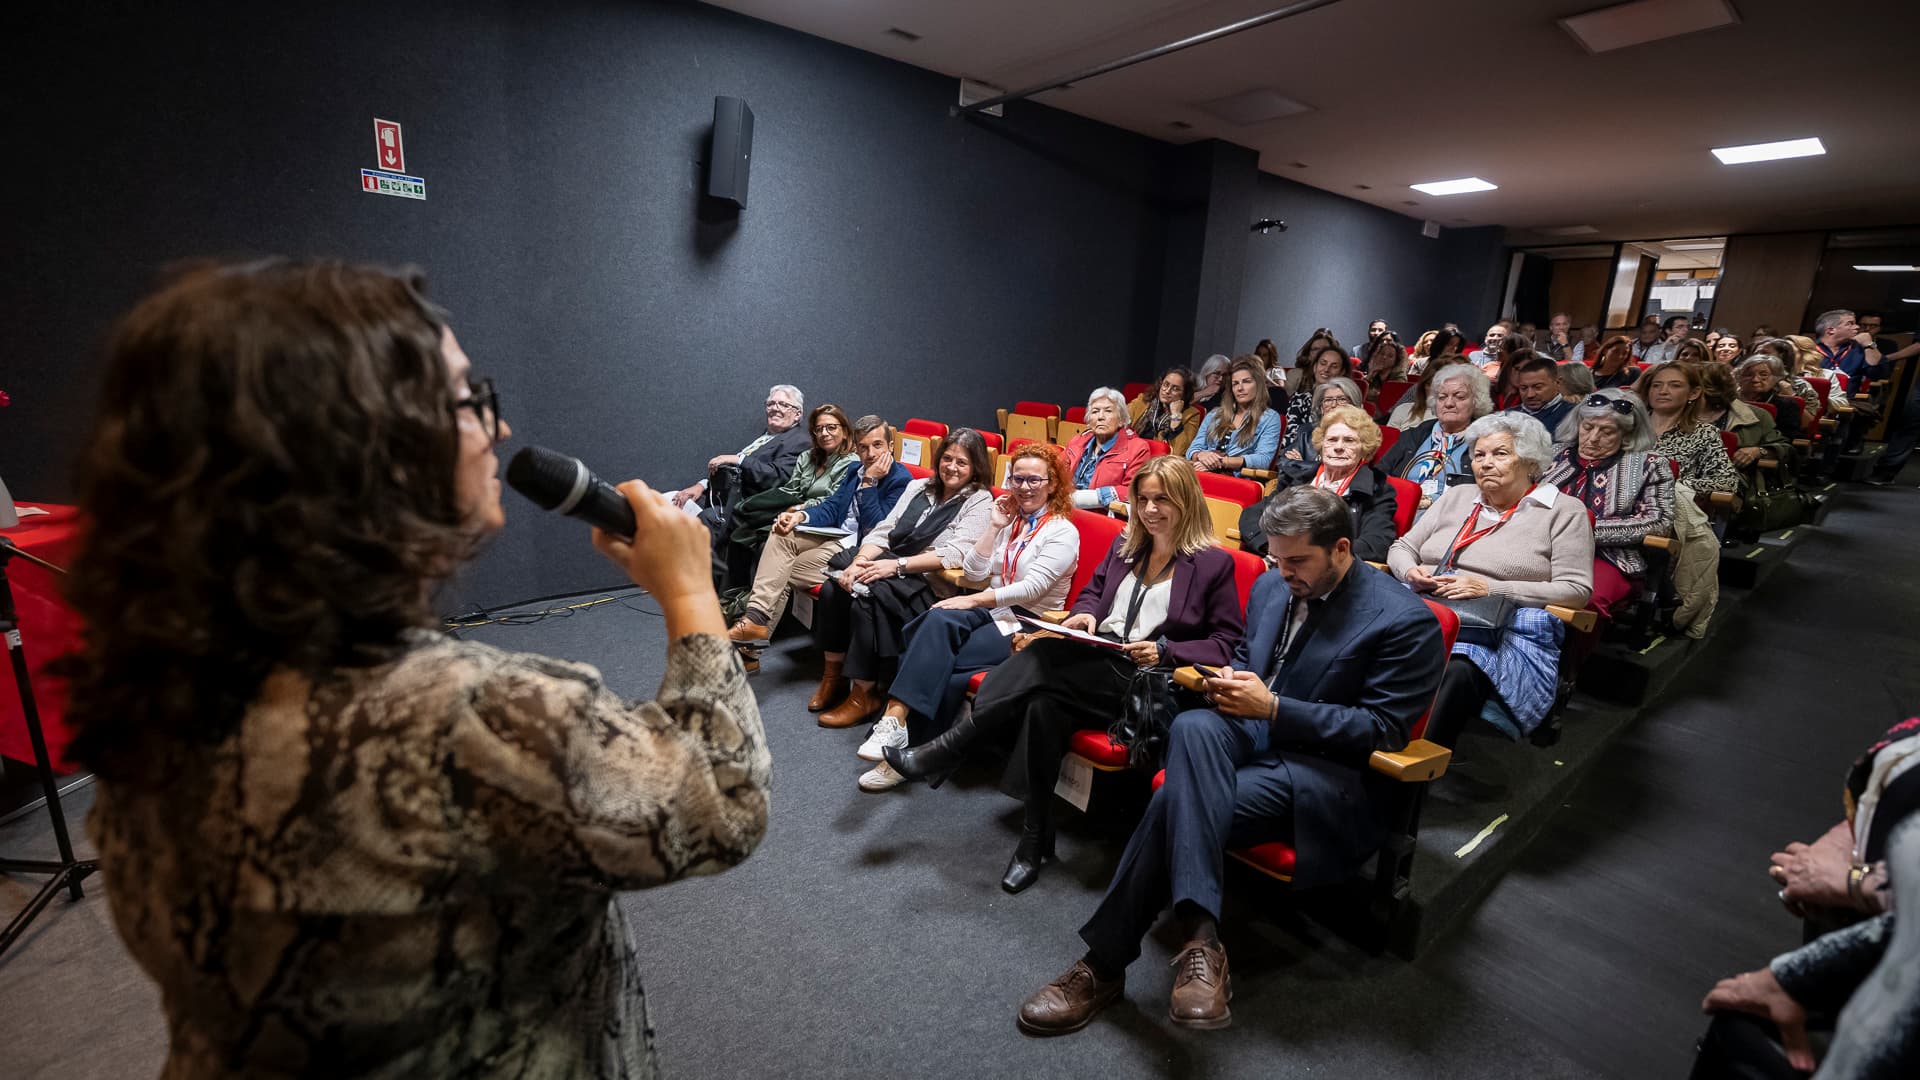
[808,659,847,712]
[819,683,880,729]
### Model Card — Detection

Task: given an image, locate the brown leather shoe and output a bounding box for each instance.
[818,683,880,729]
[807,658,846,712]
[1017,959,1123,1036]
[727,618,770,645]
[1167,940,1231,1029]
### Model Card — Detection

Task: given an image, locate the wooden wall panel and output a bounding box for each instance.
[1547,258,1612,330]
[1713,232,1827,336]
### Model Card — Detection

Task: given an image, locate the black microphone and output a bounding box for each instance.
[505,446,637,540]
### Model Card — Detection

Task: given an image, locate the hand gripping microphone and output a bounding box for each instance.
[505,446,638,540]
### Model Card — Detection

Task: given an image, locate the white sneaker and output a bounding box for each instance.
[858,760,908,792]
[856,716,909,762]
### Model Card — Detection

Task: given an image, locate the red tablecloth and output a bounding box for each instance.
[1,503,84,771]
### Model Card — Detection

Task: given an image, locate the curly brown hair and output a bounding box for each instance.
[55,259,475,781]
[1005,443,1076,519]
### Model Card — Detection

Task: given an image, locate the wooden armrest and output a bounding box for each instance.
[1643,534,1674,551]
[1039,610,1070,624]
[1369,739,1451,782]
[937,567,988,590]
[1545,604,1598,632]
[1109,501,1129,518]
[1226,528,1241,542]
[995,407,1008,430]
[1708,491,1736,510]
[1853,394,1873,404]
[1819,418,1838,432]
[1241,468,1276,482]
[1366,560,1389,572]
[1757,458,1780,471]
[1172,666,1207,692]
[1791,439,1811,450]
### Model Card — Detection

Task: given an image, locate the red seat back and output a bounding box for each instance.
[1067,509,1128,605]
[1014,400,1060,419]
[902,418,948,438]
[1196,471,1263,507]
[1376,379,1414,413]
[1008,437,1039,455]
[1144,438,1171,456]
[1064,405,1088,424]
[1804,377,1831,422]
[1223,546,1264,612]
[1373,424,1401,463]
[1749,400,1777,421]
[902,463,932,480]
[1718,430,1739,458]
[1386,476,1420,536]
[979,432,1004,452]
[1411,598,1462,740]
[1121,381,1150,401]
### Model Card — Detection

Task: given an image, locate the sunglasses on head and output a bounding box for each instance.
[1584,394,1636,416]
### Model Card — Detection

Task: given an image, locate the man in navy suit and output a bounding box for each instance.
[1016,486,1444,1036]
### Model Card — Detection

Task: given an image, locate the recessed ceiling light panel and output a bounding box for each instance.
[1712,137,1826,164]
[1560,0,1739,54]
[1190,89,1312,127]
[1854,265,1919,272]
[1410,177,1497,196]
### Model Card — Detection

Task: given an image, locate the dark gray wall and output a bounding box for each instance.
[3,0,1173,608]
[1234,174,1506,357]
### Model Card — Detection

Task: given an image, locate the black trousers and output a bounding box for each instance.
[1689,1013,1809,1080]
[1422,656,1494,749]
[968,639,1135,832]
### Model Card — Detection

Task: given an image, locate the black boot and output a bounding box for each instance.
[1001,823,1056,894]
[883,706,991,789]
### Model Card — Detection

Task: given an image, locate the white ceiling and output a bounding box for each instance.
[704,0,1920,242]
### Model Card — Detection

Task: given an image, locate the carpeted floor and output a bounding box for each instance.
[2,478,1914,1079]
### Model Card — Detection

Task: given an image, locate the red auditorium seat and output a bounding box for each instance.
[1373,424,1401,464]
[1154,598,1460,944]
[1144,438,1171,457]
[1375,379,1414,415]
[1121,381,1150,401]
[903,463,931,480]
[1385,476,1420,536]
[998,401,1060,446]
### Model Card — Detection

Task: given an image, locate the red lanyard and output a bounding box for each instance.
[1313,465,1354,495]
[1442,486,1534,570]
[1002,512,1050,582]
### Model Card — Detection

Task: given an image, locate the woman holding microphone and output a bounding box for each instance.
[58,260,770,1079]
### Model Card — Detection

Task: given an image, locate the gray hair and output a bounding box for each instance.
[1313,377,1362,414]
[1813,309,1853,337]
[1462,412,1557,480]
[1557,362,1595,397]
[1258,485,1353,550]
[768,383,804,411]
[1428,362,1495,418]
[1737,354,1787,380]
[1197,354,1231,380]
[1085,386,1130,419]
[1555,387,1653,452]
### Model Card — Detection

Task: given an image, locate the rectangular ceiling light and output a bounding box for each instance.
[1410,177,1497,196]
[1560,0,1739,54]
[1190,88,1312,127]
[1711,137,1826,164]
[1854,265,1919,272]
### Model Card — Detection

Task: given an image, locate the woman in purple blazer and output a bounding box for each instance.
[886,456,1244,892]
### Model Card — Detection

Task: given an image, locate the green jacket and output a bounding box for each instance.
[730,450,855,546]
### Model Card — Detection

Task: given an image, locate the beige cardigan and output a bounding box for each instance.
[1387,482,1595,609]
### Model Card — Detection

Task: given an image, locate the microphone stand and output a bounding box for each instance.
[0,537,98,958]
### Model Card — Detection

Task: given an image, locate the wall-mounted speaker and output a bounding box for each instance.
[709,96,753,208]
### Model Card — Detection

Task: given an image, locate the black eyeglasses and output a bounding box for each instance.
[1583,393,1635,416]
[455,376,502,441]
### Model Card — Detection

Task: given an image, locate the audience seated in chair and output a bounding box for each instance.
[1503,353,1574,436]
[1752,337,1826,420]
[1467,323,1507,370]
[1542,390,1675,622]
[1557,359,1597,403]
[1189,353,1233,414]
[1736,355,1806,440]
[1378,362,1495,511]
[1277,377,1360,466]
[1064,387,1154,511]
[1237,405,1398,562]
[674,383,813,588]
[1641,362,1741,496]
[1388,412,1593,748]
[1698,364,1792,490]
[718,404,856,603]
[1015,486,1444,1036]
[885,457,1243,892]
[1592,335,1641,390]
[855,444,1079,792]
[1360,331,1407,389]
[1388,329,1467,425]
[727,415,911,670]
[812,429,996,728]
[1127,366,1203,457]
[1187,356,1281,478]
[1286,344,1352,438]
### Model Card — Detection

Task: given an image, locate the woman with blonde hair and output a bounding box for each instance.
[1407,329,1440,375]
[885,456,1243,891]
[1186,356,1281,475]
[1237,405,1399,561]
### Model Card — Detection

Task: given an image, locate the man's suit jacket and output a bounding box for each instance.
[802,461,912,535]
[1069,540,1242,667]
[1233,562,1444,888]
[738,427,811,498]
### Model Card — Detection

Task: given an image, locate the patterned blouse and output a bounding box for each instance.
[89,631,771,1080]
[1654,421,1739,496]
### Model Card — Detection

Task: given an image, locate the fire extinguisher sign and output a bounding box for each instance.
[373,119,405,172]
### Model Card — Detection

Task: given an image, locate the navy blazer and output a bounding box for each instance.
[802,462,911,534]
[1069,540,1242,667]
[1232,562,1443,889]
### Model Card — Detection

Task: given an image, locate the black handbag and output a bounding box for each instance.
[1108,666,1182,768]
[1439,595,1515,648]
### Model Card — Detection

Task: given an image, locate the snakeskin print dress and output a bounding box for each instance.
[88,631,770,1079]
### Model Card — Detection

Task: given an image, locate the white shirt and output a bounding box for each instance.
[1096,571,1173,642]
[961,513,1079,635]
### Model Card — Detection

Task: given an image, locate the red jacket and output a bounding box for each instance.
[1064,427,1154,496]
